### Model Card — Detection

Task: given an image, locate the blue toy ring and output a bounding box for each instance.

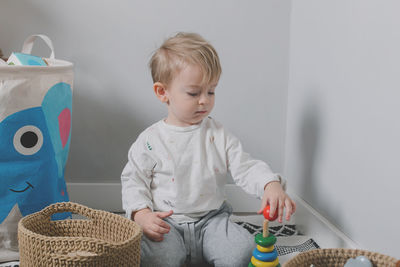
[253,248,278,262]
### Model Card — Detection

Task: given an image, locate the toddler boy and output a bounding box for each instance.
[121,32,296,267]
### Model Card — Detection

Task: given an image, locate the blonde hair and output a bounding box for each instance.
[149,32,222,86]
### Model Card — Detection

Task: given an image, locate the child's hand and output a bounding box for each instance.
[132,208,173,242]
[257,181,296,223]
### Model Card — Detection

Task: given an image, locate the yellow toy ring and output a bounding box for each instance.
[257,245,274,253]
[251,257,279,267]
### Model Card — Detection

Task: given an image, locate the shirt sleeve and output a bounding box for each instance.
[121,134,156,219]
[225,130,280,199]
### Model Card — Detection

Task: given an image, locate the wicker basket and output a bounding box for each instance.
[283,248,400,267]
[18,202,142,267]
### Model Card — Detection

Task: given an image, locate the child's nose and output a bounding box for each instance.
[199,94,209,105]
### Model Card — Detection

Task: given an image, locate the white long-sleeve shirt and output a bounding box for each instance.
[121,117,280,223]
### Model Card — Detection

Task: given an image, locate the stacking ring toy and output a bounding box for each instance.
[248,205,280,267]
[255,233,277,247]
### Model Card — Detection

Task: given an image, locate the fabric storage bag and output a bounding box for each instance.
[0,34,73,262]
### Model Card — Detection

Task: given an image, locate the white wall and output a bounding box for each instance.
[0,0,291,183]
[286,0,400,258]
[2,0,399,260]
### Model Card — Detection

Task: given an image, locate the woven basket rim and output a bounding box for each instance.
[18,224,141,246]
[299,248,397,257]
[18,202,142,246]
[284,248,399,266]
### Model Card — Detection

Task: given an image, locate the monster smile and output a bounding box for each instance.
[9,182,34,193]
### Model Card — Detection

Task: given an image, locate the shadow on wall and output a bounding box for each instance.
[64,78,148,182]
[299,91,321,205]
[298,91,350,248]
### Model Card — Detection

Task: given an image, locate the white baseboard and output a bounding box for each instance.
[67,182,123,212]
[67,182,358,249]
[290,194,358,249]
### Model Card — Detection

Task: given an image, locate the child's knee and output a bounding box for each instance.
[210,240,254,267]
[140,236,186,267]
[141,247,186,267]
[213,251,252,267]
[141,254,186,267]
[232,245,253,267]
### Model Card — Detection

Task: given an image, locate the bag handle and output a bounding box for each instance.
[21,34,55,59]
[41,202,97,220]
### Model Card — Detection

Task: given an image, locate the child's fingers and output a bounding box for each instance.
[151,223,170,234]
[151,217,171,233]
[154,217,171,232]
[277,199,285,223]
[145,229,164,242]
[284,198,293,221]
[157,210,173,219]
[292,199,297,213]
[258,198,268,214]
[268,199,278,219]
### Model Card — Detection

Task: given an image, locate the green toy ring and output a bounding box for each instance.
[255,233,277,247]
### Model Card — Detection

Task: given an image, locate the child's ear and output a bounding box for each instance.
[153,82,168,103]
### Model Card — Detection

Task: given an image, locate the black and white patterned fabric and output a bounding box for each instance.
[235,221,298,237]
[0,262,19,267]
[275,238,320,256]
[235,221,320,258]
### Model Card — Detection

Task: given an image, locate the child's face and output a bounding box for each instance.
[163,64,217,127]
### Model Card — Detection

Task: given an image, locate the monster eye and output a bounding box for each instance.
[13,125,43,155]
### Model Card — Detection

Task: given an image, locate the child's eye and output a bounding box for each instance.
[187,93,198,97]
[208,92,215,95]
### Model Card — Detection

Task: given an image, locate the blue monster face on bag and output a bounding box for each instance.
[0,82,72,223]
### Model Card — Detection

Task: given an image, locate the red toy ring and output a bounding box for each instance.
[263,205,278,221]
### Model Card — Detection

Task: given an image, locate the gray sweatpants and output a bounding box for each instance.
[140,202,254,267]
